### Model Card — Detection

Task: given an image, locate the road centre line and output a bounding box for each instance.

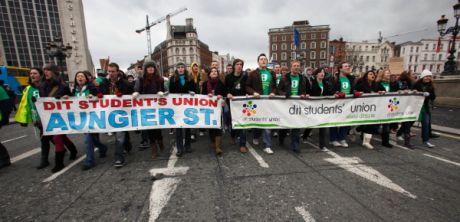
[245,142,269,168]
[10,147,40,163]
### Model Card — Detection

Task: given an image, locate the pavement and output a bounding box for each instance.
[1,120,460,221]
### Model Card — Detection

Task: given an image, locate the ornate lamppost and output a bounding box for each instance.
[437,0,460,75]
[45,36,72,80]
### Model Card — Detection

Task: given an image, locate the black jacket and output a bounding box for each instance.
[355,80,380,93]
[277,73,308,98]
[225,72,248,96]
[308,78,334,96]
[169,74,196,94]
[39,79,71,98]
[201,80,226,96]
[99,77,133,95]
[413,80,436,114]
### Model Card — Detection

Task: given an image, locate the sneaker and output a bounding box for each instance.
[82,164,94,171]
[191,134,196,142]
[320,146,327,151]
[107,132,113,136]
[331,141,341,147]
[263,147,274,154]
[424,142,435,148]
[113,160,124,168]
[253,139,259,145]
[169,129,174,135]
[302,138,308,144]
[273,131,279,137]
[239,146,248,153]
[397,136,404,141]
[199,131,205,136]
[340,140,348,148]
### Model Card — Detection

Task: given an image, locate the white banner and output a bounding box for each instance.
[36,94,222,135]
[230,93,425,129]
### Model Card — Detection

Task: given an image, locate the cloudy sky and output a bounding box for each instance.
[82,0,453,70]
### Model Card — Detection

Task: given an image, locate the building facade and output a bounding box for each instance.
[345,41,394,75]
[398,39,459,74]
[329,38,346,68]
[268,20,330,69]
[0,0,93,82]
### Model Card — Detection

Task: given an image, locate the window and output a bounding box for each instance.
[272,44,277,51]
[310,42,316,49]
[301,34,306,40]
[291,52,296,59]
[281,52,287,60]
[190,47,194,53]
[366,56,369,62]
[281,43,287,50]
[272,53,277,61]
[291,43,295,50]
[365,45,368,51]
[372,56,375,62]
[431,54,435,60]
[311,33,316,39]
[182,48,186,54]
[320,51,326,59]
[432,44,436,50]
[320,41,326,48]
[321,33,327,39]
[175,48,179,54]
[410,46,413,52]
[282,35,286,41]
[310,61,316,68]
[301,42,306,49]
[272,36,277,42]
[422,64,426,70]
[439,54,442,61]
[414,65,418,72]
[409,56,412,62]
[415,55,418,62]
[424,54,428,60]
[425,44,429,50]
[416,47,419,53]
[310,51,316,59]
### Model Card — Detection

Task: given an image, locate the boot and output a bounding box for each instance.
[36,147,50,169]
[362,133,374,149]
[381,133,393,148]
[404,134,414,149]
[66,142,78,160]
[151,143,158,159]
[215,136,223,156]
[51,152,65,173]
[0,142,11,169]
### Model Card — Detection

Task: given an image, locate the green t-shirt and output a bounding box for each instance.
[27,86,40,122]
[318,81,324,96]
[0,86,9,101]
[276,74,282,86]
[260,69,271,95]
[290,75,300,96]
[340,76,351,94]
[381,82,390,92]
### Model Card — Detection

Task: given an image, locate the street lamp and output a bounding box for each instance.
[437,0,460,75]
[45,36,72,80]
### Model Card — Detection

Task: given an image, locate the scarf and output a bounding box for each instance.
[207,78,219,95]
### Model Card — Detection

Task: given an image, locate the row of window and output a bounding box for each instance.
[271,51,327,61]
[170,47,196,55]
[272,41,327,51]
[347,55,389,63]
[277,61,327,69]
[408,64,443,73]
[271,32,328,42]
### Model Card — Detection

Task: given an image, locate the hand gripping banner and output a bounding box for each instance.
[230,92,425,129]
[36,94,222,135]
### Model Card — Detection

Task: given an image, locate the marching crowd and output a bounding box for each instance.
[0,53,438,173]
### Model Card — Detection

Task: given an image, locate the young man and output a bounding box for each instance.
[245,53,277,154]
[277,60,308,153]
[99,63,134,168]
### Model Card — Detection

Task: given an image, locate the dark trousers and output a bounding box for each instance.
[176,129,191,152]
[0,142,10,166]
[146,129,162,144]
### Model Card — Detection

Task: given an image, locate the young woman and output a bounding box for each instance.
[376,69,399,148]
[202,67,226,156]
[133,61,165,159]
[396,70,417,149]
[15,67,55,169]
[70,71,108,170]
[413,70,436,148]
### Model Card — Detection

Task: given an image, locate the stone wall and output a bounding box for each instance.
[433,78,460,107]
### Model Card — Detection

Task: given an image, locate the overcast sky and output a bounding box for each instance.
[82,0,453,70]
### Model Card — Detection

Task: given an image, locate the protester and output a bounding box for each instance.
[277,60,308,153]
[376,69,399,148]
[133,61,166,159]
[169,62,196,157]
[0,83,12,169]
[202,67,226,155]
[225,59,248,153]
[413,69,436,148]
[189,62,206,142]
[99,63,134,167]
[245,53,276,154]
[396,70,417,149]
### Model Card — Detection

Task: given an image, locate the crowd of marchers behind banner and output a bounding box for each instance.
[0,53,439,172]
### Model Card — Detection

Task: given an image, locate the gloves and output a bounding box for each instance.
[189,91,195,96]
[423,92,430,97]
[31,97,37,103]
[157,91,164,97]
[353,91,363,97]
[116,92,123,97]
[96,93,104,98]
[335,92,346,98]
[132,92,140,98]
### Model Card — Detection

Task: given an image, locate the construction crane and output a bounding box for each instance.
[136,7,187,55]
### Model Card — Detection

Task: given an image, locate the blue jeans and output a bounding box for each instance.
[238,129,247,147]
[175,128,191,152]
[254,129,272,148]
[421,111,431,143]
[290,129,300,151]
[329,126,350,142]
[84,133,108,166]
[114,132,127,162]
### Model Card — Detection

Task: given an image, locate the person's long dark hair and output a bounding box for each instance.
[28,67,43,85]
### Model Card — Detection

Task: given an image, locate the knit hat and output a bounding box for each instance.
[143,61,157,70]
[176,62,186,68]
[420,69,433,79]
[43,63,60,75]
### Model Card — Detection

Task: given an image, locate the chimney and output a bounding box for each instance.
[186,18,193,27]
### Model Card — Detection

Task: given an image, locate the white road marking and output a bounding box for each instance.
[42,148,98,183]
[10,147,40,163]
[305,141,417,199]
[148,145,189,222]
[295,206,316,222]
[2,135,27,143]
[245,142,269,168]
[423,153,460,167]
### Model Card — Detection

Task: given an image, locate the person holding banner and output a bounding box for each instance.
[305,67,335,150]
[0,83,12,169]
[396,71,416,149]
[133,61,166,159]
[69,71,108,170]
[189,62,207,142]
[39,64,78,172]
[245,53,277,154]
[15,67,55,169]
[277,60,308,153]
[225,59,249,153]
[169,62,197,157]
[413,70,436,148]
[99,63,134,168]
[376,69,399,148]
[330,62,356,148]
[202,67,226,156]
